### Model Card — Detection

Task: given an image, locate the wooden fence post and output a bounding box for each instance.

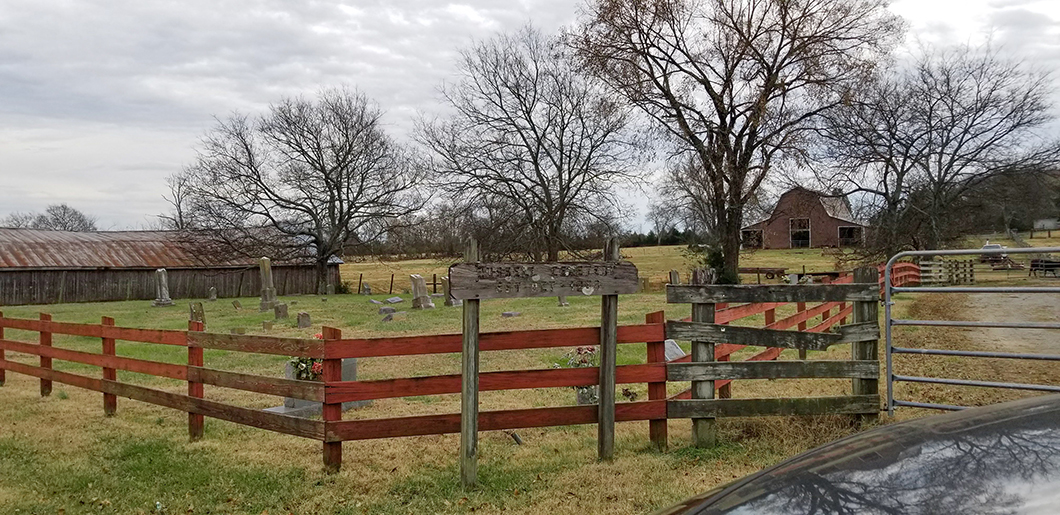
[796,302,808,359]
[461,238,481,487]
[690,268,716,447]
[598,238,620,461]
[0,311,5,387]
[40,313,52,397]
[188,320,204,440]
[853,267,880,423]
[645,311,667,451]
[102,316,117,416]
[389,274,394,295]
[322,325,343,473]
[356,273,363,295]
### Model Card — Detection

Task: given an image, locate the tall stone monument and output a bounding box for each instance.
[441,276,461,307]
[152,269,174,307]
[410,274,435,309]
[259,257,278,311]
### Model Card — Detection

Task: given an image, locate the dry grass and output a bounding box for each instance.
[1,248,1057,513]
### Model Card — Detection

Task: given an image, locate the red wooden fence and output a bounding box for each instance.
[0,262,919,471]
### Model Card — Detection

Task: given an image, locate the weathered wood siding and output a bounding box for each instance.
[0,265,340,306]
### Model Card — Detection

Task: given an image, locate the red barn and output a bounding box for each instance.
[741,188,865,249]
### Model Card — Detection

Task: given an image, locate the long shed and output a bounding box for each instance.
[0,228,340,306]
[741,187,867,249]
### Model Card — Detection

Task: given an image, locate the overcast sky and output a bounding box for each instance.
[0,0,1057,230]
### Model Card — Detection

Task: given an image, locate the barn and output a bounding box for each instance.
[741,187,866,249]
[0,228,341,306]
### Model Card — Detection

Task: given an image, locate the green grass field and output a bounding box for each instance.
[0,243,1055,514]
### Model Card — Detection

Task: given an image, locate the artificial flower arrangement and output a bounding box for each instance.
[289,333,325,381]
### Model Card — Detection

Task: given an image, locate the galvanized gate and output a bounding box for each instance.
[884,247,1060,414]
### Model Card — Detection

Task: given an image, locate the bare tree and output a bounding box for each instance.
[1,211,36,228]
[180,87,423,291]
[571,0,901,280]
[2,204,97,231]
[419,25,640,261]
[158,169,197,230]
[817,44,1060,254]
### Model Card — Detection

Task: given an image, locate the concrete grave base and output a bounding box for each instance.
[263,359,371,418]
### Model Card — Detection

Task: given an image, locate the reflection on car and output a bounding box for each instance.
[655,394,1060,514]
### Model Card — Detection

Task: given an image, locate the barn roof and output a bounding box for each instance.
[742,187,863,229]
[0,228,333,270]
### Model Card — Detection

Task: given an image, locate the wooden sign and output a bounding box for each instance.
[448,262,639,300]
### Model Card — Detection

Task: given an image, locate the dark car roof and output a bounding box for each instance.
[659,394,1060,514]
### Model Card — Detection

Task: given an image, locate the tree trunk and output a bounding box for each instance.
[720,208,743,284]
[315,260,329,295]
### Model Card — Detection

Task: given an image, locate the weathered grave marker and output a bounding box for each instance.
[297,311,311,328]
[152,269,174,307]
[264,359,368,417]
[326,283,335,295]
[274,303,289,320]
[259,257,278,311]
[442,276,462,307]
[558,296,569,307]
[208,287,217,301]
[501,311,521,318]
[360,283,371,295]
[369,299,383,305]
[385,297,404,304]
[262,321,274,330]
[410,275,435,309]
[230,327,246,335]
[379,306,397,315]
[188,302,206,325]
[232,300,242,310]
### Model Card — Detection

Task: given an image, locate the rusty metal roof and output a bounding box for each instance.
[0,228,292,269]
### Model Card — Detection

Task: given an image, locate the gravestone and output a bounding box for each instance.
[262,321,274,330]
[379,306,397,315]
[382,311,407,323]
[501,311,521,318]
[441,276,462,307]
[151,269,174,307]
[326,283,335,295]
[360,283,372,295]
[259,257,278,311]
[369,299,383,305]
[264,359,369,417]
[410,274,435,309]
[385,296,404,304]
[557,296,569,307]
[232,300,242,310]
[274,303,289,319]
[230,327,246,335]
[663,339,686,362]
[188,302,206,325]
[296,311,311,328]
[668,270,681,285]
[207,287,217,301]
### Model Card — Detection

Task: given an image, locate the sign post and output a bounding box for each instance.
[449,239,638,483]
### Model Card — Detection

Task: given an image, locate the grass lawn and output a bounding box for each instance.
[0,245,1056,514]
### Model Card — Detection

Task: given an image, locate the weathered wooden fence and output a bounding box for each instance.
[0,264,341,306]
[920,260,974,285]
[0,264,915,475]
[664,268,881,446]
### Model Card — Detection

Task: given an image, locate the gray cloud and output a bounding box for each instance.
[0,0,1057,229]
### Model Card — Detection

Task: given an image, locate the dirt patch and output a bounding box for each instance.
[963,292,1059,354]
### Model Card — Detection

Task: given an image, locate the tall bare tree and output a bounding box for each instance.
[179,87,423,291]
[419,25,639,261]
[817,44,1060,254]
[571,0,901,280]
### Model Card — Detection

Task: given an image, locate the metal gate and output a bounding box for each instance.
[884,247,1060,415]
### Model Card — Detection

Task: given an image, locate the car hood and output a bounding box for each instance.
[658,395,1060,515]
